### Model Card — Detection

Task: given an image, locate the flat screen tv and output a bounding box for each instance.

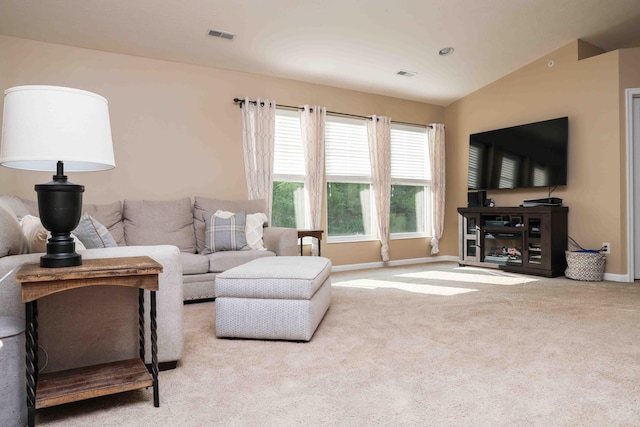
[467,117,568,191]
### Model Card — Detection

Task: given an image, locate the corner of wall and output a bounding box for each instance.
[577,39,606,60]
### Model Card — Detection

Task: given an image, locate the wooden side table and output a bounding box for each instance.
[16,256,163,427]
[297,229,324,256]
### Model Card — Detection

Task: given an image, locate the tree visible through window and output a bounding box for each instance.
[391,185,423,233]
[327,182,370,236]
[272,181,304,228]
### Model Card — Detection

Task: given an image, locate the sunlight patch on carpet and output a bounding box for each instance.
[333,278,478,295]
[396,271,539,286]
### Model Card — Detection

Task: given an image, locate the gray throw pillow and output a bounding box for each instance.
[203,211,247,254]
[83,201,125,246]
[73,213,118,249]
[193,197,267,253]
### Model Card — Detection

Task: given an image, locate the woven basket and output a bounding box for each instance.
[565,250,606,281]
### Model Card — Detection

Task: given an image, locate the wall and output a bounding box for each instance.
[0,35,444,266]
[444,40,640,276]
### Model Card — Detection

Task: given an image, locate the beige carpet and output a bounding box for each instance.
[36,262,640,426]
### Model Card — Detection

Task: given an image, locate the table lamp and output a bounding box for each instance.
[0,85,115,268]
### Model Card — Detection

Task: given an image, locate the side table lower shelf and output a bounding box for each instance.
[36,359,153,409]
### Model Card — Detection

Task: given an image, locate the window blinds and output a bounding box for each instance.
[390,124,430,183]
[273,110,304,178]
[325,116,371,182]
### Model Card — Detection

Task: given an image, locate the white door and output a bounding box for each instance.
[632,94,640,278]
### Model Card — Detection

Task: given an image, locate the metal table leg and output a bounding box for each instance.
[151,291,159,407]
[25,300,38,427]
[138,289,145,362]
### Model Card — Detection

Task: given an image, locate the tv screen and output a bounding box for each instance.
[467,117,568,191]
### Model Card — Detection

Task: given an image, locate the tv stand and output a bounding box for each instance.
[457,206,568,277]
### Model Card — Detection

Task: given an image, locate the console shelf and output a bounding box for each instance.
[457,206,568,277]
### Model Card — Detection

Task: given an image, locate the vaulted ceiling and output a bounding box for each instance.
[1,0,640,106]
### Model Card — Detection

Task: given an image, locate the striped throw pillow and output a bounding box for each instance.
[202,210,247,254]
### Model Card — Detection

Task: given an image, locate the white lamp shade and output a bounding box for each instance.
[0,85,115,172]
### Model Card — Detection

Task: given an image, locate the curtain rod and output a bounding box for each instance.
[233,98,433,129]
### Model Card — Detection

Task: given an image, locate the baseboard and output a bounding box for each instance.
[603,272,633,283]
[331,255,458,272]
[331,258,634,282]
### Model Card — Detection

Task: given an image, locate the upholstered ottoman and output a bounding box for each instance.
[215,256,332,341]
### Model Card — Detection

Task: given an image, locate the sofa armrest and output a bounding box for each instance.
[0,245,184,372]
[0,253,42,318]
[81,245,184,366]
[263,227,298,256]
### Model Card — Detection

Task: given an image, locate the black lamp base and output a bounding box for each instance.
[35,162,85,268]
[40,236,83,268]
[40,252,82,268]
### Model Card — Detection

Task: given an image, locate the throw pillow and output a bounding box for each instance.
[20,215,87,253]
[192,197,268,254]
[73,213,118,249]
[83,201,125,246]
[214,210,268,250]
[202,211,247,254]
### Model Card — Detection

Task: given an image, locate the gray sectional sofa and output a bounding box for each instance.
[0,194,297,373]
[0,194,185,371]
[108,196,298,301]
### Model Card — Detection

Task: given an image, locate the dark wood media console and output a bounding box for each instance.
[457,206,568,277]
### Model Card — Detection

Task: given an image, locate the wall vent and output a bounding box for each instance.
[208,29,236,40]
[396,70,417,77]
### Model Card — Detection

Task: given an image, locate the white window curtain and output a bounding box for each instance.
[367,116,392,261]
[241,97,276,220]
[299,105,326,255]
[428,123,445,254]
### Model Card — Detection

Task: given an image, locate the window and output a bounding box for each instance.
[274,110,431,242]
[325,116,374,241]
[390,124,431,238]
[272,109,307,228]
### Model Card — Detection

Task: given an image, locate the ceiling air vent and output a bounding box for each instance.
[396,70,417,77]
[208,29,236,40]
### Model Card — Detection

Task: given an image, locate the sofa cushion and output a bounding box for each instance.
[124,198,196,253]
[215,256,332,300]
[83,201,125,246]
[180,253,210,275]
[0,195,32,218]
[193,197,267,254]
[0,205,28,256]
[203,211,247,254]
[207,249,275,273]
[73,213,118,249]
